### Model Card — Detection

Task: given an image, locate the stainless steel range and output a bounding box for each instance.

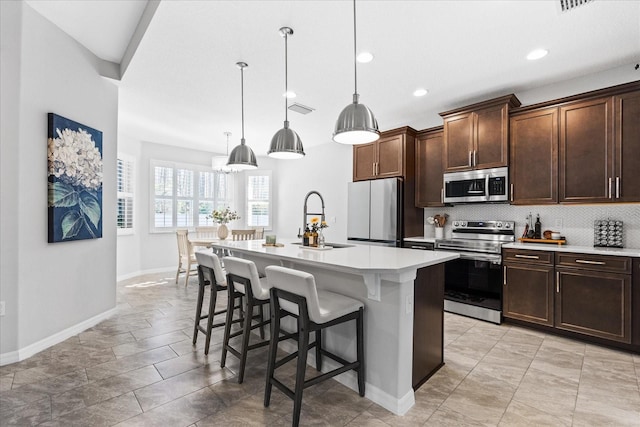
[435,220,515,324]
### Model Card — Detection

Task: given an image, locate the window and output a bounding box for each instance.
[246,170,272,229]
[117,155,135,235]
[151,160,233,232]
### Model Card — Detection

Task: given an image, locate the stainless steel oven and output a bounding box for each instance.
[435,220,515,324]
[443,167,509,204]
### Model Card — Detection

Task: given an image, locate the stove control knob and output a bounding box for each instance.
[461,221,467,227]
[497,222,503,228]
[504,223,512,229]
[453,221,459,227]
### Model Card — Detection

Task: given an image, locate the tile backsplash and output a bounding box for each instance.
[423,204,640,248]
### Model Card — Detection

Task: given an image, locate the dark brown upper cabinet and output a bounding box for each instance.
[352,127,416,182]
[613,90,640,202]
[440,94,521,172]
[559,96,614,203]
[509,107,559,205]
[415,128,444,207]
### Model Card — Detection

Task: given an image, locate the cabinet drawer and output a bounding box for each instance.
[503,249,553,265]
[555,253,632,273]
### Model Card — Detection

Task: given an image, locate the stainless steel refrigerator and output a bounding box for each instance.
[347,178,402,247]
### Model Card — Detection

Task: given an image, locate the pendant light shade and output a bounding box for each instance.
[212,132,239,173]
[333,0,380,145]
[268,27,305,159]
[228,62,258,170]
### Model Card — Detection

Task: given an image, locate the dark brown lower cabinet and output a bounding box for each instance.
[555,268,631,344]
[503,263,554,326]
[413,264,444,389]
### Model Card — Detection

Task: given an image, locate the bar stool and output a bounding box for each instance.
[263,266,365,427]
[192,251,239,355]
[220,256,272,383]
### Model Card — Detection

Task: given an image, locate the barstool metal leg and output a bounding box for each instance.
[203,283,218,355]
[237,294,254,384]
[264,300,280,408]
[292,319,310,427]
[220,287,237,368]
[356,307,365,397]
[192,274,206,345]
[315,329,322,371]
[259,304,265,339]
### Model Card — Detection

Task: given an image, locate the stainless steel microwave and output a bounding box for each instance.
[443,167,509,203]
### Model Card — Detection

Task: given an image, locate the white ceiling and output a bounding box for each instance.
[26,0,640,157]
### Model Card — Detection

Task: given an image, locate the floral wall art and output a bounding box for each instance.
[47,113,103,242]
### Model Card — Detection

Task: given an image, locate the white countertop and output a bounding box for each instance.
[503,242,640,257]
[209,238,458,274]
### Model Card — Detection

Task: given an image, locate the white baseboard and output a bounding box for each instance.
[277,339,415,415]
[0,306,118,366]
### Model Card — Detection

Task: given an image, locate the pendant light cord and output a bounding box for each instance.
[240,66,245,142]
[353,0,358,96]
[284,31,289,122]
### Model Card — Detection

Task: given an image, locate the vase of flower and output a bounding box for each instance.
[217,224,229,240]
[209,207,240,240]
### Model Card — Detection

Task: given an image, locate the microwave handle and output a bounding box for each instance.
[485,174,490,198]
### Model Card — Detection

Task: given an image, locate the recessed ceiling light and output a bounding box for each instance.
[527,48,548,60]
[357,52,374,63]
[413,88,428,97]
[283,91,297,98]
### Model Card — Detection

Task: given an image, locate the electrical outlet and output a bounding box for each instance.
[405,295,413,314]
[0,301,5,316]
[555,218,563,229]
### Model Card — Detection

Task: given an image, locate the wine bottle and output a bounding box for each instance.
[534,214,542,239]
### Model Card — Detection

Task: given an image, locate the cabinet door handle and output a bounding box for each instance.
[515,254,539,259]
[608,177,612,199]
[503,266,507,286]
[510,183,514,202]
[556,271,560,293]
[473,150,477,167]
[468,151,472,167]
[376,162,379,175]
[616,176,620,198]
[372,163,375,176]
[441,188,444,204]
[575,259,606,265]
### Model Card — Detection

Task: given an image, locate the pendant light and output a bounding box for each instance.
[212,132,238,173]
[333,0,380,145]
[227,62,258,170]
[268,27,305,159]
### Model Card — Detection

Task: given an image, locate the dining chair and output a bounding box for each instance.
[251,226,265,239]
[176,229,198,286]
[195,225,218,238]
[231,229,256,241]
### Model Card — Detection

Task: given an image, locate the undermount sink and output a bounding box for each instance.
[295,242,355,248]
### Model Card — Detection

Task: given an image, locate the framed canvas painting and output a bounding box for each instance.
[47,113,103,242]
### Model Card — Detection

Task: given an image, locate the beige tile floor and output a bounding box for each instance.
[1,271,639,426]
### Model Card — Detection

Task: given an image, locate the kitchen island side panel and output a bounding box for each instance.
[413,263,445,389]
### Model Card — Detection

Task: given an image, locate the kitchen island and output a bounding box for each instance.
[208,238,458,415]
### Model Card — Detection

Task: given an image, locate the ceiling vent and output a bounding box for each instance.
[288,103,315,115]
[559,0,594,12]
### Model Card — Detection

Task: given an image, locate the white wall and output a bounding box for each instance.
[1,0,23,355]
[273,142,353,242]
[0,2,119,362]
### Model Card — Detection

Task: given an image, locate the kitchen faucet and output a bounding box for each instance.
[298,191,325,237]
